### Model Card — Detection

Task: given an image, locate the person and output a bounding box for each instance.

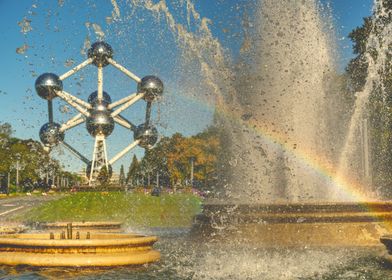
[151,187,161,197]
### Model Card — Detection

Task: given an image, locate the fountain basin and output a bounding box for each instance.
[0,233,160,267]
[193,202,392,246]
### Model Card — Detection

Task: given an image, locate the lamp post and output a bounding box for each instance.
[16,159,19,190]
[7,173,10,195]
[189,156,196,188]
[12,154,25,193]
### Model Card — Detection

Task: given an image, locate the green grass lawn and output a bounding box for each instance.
[17,192,203,228]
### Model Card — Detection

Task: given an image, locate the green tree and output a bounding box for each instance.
[0,123,13,138]
[126,155,140,186]
[119,164,125,186]
[0,122,73,192]
[97,166,111,186]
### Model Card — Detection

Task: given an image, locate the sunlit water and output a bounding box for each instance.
[0,229,390,280]
[223,0,340,203]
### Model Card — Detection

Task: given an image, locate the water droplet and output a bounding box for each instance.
[18,18,33,34]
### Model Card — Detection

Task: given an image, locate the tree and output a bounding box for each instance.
[126,155,140,186]
[346,1,392,195]
[0,123,12,138]
[97,166,111,186]
[119,164,125,186]
[0,122,80,192]
[137,127,221,189]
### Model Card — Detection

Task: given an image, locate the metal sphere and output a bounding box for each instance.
[137,76,164,102]
[87,41,113,67]
[85,162,113,178]
[88,91,112,110]
[86,111,114,137]
[134,124,158,149]
[35,73,63,100]
[39,122,64,146]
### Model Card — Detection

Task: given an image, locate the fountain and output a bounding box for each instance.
[8,0,392,277]
[0,231,159,267]
[194,0,392,247]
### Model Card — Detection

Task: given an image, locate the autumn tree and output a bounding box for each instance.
[138,127,221,189]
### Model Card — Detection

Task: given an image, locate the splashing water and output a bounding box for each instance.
[218,0,346,203]
[18,17,33,34]
[336,0,392,200]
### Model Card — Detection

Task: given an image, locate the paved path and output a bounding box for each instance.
[0,194,63,222]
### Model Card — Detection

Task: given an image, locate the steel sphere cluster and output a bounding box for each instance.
[35,73,63,100]
[39,122,64,146]
[36,40,164,184]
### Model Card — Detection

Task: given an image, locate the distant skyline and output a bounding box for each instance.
[0,0,374,172]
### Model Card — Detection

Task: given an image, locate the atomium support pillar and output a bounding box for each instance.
[89,135,109,185]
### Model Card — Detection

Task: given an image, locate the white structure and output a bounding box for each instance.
[36,41,163,185]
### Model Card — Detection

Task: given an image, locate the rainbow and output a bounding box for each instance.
[178,92,377,202]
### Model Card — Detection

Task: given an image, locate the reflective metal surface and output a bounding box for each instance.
[87,41,113,67]
[86,111,115,137]
[134,124,158,149]
[88,91,112,105]
[88,91,112,112]
[35,73,63,100]
[138,76,164,102]
[39,122,64,146]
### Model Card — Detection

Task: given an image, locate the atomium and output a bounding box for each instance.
[35,73,63,100]
[39,122,64,146]
[36,41,164,185]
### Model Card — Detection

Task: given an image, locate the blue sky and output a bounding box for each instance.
[0,0,374,173]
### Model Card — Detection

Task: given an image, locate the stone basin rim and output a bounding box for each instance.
[0,233,158,247]
[0,251,161,267]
